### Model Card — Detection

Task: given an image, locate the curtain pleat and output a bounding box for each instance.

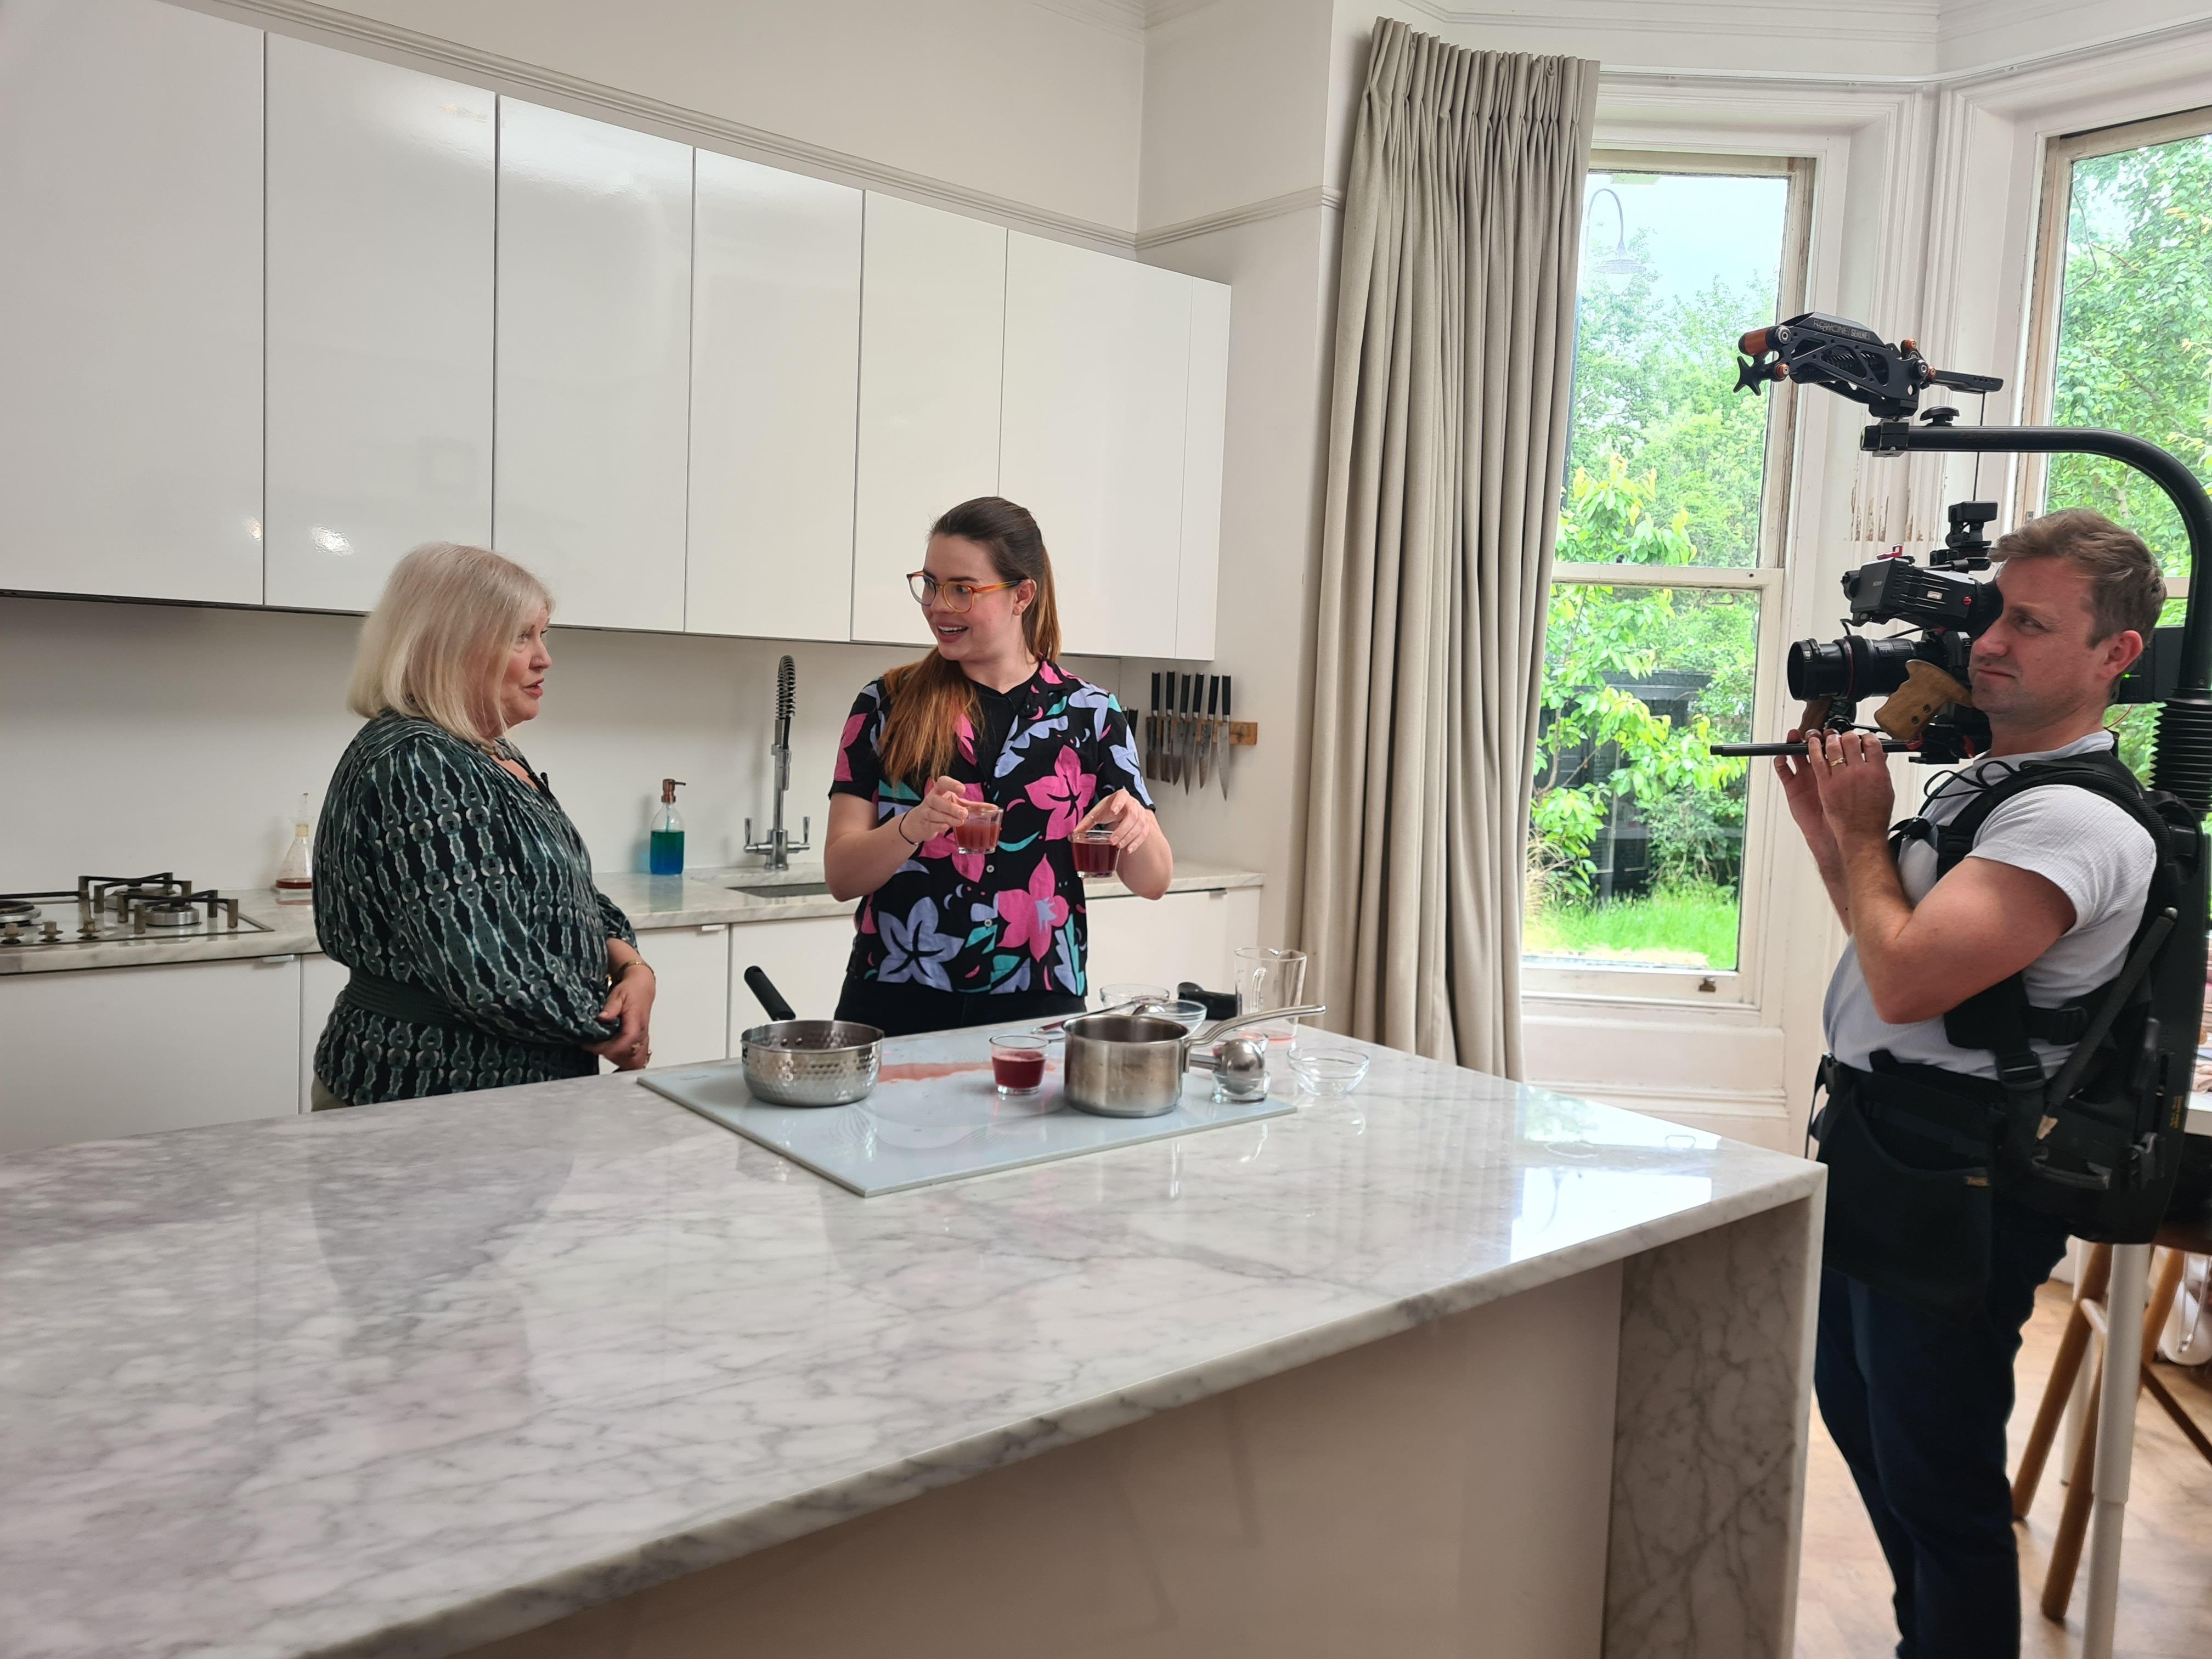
[1300,21,1595,1074]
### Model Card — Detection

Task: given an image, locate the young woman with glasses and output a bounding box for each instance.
[822,496,1171,1036]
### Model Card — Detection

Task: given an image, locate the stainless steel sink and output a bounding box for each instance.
[732,881,836,899]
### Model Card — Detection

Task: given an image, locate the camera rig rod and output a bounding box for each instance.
[1864,420,2212,810]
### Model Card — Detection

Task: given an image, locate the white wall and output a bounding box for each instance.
[1131,1,1338,955]
[0,596,1120,893]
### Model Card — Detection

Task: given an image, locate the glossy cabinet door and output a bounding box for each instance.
[1176,280,1232,661]
[687,154,861,641]
[1085,887,1240,1003]
[496,100,691,631]
[264,38,494,612]
[851,194,1006,646]
[300,951,348,1110]
[1001,236,1192,660]
[728,915,857,1035]
[0,958,302,1154]
[636,924,732,1068]
[0,0,263,605]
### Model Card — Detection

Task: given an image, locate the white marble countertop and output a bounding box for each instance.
[0,1040,1820,1659]
[0,860,1262,977]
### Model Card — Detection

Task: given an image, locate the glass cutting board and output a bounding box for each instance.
[639,1027,1293,1197]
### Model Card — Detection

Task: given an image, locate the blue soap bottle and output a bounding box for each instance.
[650,778,686,875]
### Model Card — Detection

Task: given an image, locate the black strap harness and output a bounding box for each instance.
[1857,742,2198,1220]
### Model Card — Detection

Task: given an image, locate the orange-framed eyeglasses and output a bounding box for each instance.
[907,571,1019,612]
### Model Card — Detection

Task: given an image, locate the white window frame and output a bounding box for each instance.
[2018,102,2212,617]
[1525,149,1814,1007]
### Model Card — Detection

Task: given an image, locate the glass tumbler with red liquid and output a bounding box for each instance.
[990,1034,1048,1098]
[1073,823,1119,877]
[953,800,1002,854]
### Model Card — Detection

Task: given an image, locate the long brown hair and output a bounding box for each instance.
[878,497,1062,788]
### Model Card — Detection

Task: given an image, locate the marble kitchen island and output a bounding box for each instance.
[0,1038,1824,1659]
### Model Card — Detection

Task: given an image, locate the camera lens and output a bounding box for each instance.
[1786,635,1922,701]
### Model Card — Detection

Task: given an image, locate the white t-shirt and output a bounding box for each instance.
[1822,732,2157,1077]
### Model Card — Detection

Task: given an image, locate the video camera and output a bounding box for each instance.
[1717,313,2198,769]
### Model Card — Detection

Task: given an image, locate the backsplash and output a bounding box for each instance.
[0,596,1126,893]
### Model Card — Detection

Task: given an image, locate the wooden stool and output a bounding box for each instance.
[2010,1213,2212,1622]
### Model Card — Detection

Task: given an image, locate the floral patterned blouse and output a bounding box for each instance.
[831,662,1152,998]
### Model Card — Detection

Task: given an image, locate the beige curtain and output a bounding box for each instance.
[1300,22,1596,1074]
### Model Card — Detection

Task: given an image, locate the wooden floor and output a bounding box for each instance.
[1795,1280,2212,1658]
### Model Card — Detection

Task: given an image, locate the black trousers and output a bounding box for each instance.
[1814,1196,2071,1658]
[832,974,1085,1039]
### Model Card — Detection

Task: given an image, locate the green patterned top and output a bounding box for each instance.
[312,714,637,1105]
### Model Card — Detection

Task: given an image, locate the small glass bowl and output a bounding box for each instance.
[1134,998,1209,1031]
[1286,1048,1370,1097]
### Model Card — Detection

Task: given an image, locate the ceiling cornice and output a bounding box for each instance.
[1027,0,1149,44]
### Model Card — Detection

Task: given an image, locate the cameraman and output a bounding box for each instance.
[1776,508,2164,1658]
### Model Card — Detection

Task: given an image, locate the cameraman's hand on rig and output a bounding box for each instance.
[1804,728,1895,842]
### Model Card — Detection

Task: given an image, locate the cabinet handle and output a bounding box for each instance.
[259,954,298,966]
[699,924,726,935]
[1207,889,1227,901]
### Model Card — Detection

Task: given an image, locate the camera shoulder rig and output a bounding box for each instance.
[1888,748,2205,1239]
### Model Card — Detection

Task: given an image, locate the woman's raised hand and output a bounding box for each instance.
[900,775,970,846]
[1074,788,1156,853]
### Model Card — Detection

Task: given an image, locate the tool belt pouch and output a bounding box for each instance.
[1813,1057,1999,1323]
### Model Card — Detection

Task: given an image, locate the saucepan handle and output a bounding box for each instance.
[743,966,798,1023]
[1191,1003,1329,1048]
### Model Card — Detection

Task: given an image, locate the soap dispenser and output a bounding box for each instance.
[276,793,315,903]
[650,780,687,875]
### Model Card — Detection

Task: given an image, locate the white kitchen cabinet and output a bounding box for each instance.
[300,951,348,1109]
[638,924,732,1069]
[1085,885,1254,1001]
[264,38,494,612]
[851,194,1006,646]
[1001,235,1192,660]
[0,958,301,1154]
[0,0,263,605]
[496,100,692,631]
[1175,280,1232,661]
[728,913,857,1031]
[688,154,861,641]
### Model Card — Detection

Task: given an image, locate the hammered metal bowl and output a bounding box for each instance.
[738,1019,882,1107]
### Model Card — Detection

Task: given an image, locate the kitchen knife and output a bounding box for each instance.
[1168,673,1183,787]
[1147,670,1161,780]
[1199,675,1218,789]
[1181,673,1197,790]
[1219,675,1233,798]
[1167,673,1182,786]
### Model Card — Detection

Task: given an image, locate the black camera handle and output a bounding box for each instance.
[1863,419,2212,812]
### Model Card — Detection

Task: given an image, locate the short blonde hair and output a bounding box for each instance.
[347,544,552,744]
[1993,509,2166,643]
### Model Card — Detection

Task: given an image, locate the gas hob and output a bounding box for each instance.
[0,874,275,950]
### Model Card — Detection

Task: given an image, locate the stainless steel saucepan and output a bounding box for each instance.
[737,967,882,1107]
[1061,1003,1328,1118]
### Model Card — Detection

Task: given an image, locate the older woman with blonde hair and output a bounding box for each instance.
[309,542,654,1108]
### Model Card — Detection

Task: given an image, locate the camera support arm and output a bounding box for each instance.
[1864,419,2212,811]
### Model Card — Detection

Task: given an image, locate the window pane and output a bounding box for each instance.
[1567,170,1790,569]
[1526,584,1757,972]
[2048,131,2212,577]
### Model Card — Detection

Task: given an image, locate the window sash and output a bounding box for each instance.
[1525,152,1813,1005]
[2017,104,2212,517]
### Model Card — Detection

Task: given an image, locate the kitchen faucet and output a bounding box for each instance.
[744,655,811,873]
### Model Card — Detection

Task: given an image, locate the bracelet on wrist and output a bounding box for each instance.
[896,813,921,847]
